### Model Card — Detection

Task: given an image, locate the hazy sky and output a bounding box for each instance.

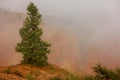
[0,0,120,31]
[0,0,120,23]
[1,0,120,45]
[0,0,120,22]
[1,0,120,51]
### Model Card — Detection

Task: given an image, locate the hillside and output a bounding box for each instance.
[1,64,120,80]
[1,8,120,75]
[0,64,67,80]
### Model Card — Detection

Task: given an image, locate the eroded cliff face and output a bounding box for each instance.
[0,9,120,74]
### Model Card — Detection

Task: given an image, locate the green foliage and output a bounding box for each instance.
[65,72,80,80]
[13,71,23,77]
[26,74,36,80]
[16,2,50,66]
[93,64,110,79]
[81,76,100,80]
[3,67,10,74]
[62,64,120,80]
[93,64,120,80]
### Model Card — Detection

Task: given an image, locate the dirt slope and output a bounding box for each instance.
[0,64,67,80]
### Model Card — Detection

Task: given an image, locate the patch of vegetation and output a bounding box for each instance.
[51,64,120,80]
[26,74,36,80]
[30,70,41,76]
[13,70,23,77]
[80,76,100,80]
[65,72,80,80]
[93,64,120,80]
[80,64,120,80]
[3,67,11,74]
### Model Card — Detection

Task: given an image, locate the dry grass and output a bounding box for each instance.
[0,64,67,80]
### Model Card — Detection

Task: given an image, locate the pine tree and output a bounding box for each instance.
[16,2,50,66]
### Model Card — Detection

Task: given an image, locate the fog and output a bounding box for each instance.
[0,0,120,74]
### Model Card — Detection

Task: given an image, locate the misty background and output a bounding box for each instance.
[0,0,120,74]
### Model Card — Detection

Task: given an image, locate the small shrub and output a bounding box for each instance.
[3,67,11,74]
[13,71,23,77]
[93,64,120,80]
[81,76,100,80]
[65,72,80,80]
[26,74,36,80]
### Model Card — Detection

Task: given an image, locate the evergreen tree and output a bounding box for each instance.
[16,2,50,66]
